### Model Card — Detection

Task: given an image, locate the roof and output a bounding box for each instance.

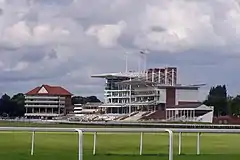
[168,103,214,110]
[170,103,202,109]
[117,79,204,89]
[157,85,201,89]
[26,84,72,96]
[91,72,144,79]
[116,79,157,85]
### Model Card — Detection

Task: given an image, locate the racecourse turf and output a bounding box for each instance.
[0,121,240,160]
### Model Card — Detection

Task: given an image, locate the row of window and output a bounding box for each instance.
[26,99,65,101]
[26,108,64,114]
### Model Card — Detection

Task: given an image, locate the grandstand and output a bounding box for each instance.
[88,67,214,123]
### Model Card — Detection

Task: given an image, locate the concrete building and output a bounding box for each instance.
[24,84,72,119]
[73,102,103,115]
[91,67,214,123]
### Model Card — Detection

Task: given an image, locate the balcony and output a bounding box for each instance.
[131,94,158,98]
[25,104,62,108]
[24,113,61,117]
[25,96,59,99]
[25,100,65,104]
[25,96,66,100]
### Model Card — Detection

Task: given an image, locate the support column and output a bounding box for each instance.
[164,69,167,84]
[129,82,132,114]
[193,110,195,120]
[171,68,175,85]
[158,69,161,83]
[191,110,193,121]
[166,110,168,119]
[152,70,154,82]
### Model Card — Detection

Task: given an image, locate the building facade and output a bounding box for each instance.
[92,67,202,114]
[24,84,72,119]
[90,67,214,123]
[73,102,103,115]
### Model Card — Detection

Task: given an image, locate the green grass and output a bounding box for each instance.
[0,132,240,160]
[0,121,240,160]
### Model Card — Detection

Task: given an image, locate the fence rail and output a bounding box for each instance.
[2,119,240,129]
[0,127,240,160]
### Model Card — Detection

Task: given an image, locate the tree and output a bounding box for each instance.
[0,94,11,117]
[229,95,240,117]
[203,85,228,117]
[86,96,101,103]
[11,93,25,117]
[0,93,25,118]
[72,96,101,105]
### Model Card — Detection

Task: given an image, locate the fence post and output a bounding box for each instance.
[165,129,173,160]
[93,132,97,155]
[139,132,143,155]
[75,129,83,160]
[31,131,35,155]
[178,132,182,155]
[197,132,201,155]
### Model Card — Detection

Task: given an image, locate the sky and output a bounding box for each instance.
[0,0,240,101]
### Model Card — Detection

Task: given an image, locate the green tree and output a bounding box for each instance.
[0,94,11,117]
[72,96,101,104]
[229,95,240,116]
[203,85,228,117]
[0,93,25,118]
[11,93,25,117]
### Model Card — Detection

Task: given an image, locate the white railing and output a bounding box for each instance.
[24,113,61,117]
[25,104,61,107]
[25,96,64,99]
[0,127,240,160]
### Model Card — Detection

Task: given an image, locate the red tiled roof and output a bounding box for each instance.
[26,84,72,96]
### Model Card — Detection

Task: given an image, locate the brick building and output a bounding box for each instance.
[24,84,72,119]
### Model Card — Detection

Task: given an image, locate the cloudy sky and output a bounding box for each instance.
[0,0,240,100]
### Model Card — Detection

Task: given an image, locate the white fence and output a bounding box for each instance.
[2,119,240,129]
[0,127,240,160]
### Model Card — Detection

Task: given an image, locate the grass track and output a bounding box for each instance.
[0,121,240,160]
[0,131,240,160]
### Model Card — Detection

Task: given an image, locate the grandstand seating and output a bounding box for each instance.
[123,112,148,121]
[140,110,166,120]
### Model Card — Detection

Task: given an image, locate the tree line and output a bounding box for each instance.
[71,96,101,104]
[0,93,25,118]
[203,85,240,117]
[0,86,239,118]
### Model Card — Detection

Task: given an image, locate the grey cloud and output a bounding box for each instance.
[35,0,74,6]
[118,33,136,49]
[0,0,240,99]
[47,49,58,59]
[19,47,48,62]
[0,43,19,52]
[0,8,3,16]
[150,26,166,32]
